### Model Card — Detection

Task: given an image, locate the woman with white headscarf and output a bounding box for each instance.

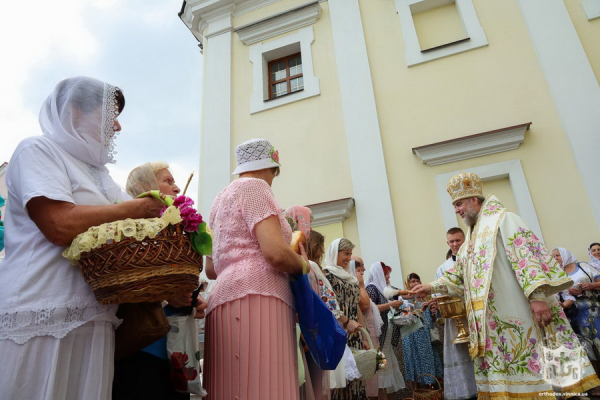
[589,242,600,272]
[552,247,600,385]
[0,77,164,400]
[365,262,406,400]
[349,259,383,399]
[323,238,367,400]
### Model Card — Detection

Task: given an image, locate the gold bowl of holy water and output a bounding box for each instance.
[436,295,470,344]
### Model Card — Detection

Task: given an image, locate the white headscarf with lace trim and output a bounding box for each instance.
[40,76,121,170]
[323,238,357,284]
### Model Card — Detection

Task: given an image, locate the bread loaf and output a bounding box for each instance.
[290,230,306,254]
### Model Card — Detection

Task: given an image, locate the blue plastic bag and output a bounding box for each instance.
[290,274,346,370]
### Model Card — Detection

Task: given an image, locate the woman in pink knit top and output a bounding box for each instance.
[203,138,308,400]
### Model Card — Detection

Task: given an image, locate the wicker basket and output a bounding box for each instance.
[412,373,443,400]
[78,224,203,304]
[351,327,377,381]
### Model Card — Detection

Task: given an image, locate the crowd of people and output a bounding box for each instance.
[1,76,600,400]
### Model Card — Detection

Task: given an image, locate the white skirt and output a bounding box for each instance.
[0,320,115,400]
[378,327,406,393]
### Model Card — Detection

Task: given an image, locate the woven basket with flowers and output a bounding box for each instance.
[351,327,387,381]
[63,191,212,305]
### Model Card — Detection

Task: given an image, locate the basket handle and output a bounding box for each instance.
[137,190,174,207]
[412,373,442,390]
[358,327,374,350]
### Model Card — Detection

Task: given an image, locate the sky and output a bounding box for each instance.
[0,0,203,202]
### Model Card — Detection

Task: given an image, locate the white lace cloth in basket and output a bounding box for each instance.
[63,205,182,263]
[0,295,119,344]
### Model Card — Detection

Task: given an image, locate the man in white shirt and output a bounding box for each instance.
[435,227,478,400]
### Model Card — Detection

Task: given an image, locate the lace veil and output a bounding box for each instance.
[126,162,160,198]
[39,76,121,168]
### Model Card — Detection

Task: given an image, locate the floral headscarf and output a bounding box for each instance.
[283,205,312,239]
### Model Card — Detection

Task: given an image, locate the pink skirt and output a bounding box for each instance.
[204,294,299,400]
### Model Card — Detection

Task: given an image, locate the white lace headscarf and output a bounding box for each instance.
[39,76,122,169]
[323,238,357,284]
[366,262,388,294]
[589,243,600,271]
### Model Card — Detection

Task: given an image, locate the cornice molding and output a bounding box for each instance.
[180,0,237,42]
[235,1,321,45]
[306,198,355,227]
[233,0,281,17]
[582,0,600,20]
[412,122,531,166]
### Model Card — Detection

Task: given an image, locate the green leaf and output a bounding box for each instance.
[191,231,212,256]
[136,190,173,206]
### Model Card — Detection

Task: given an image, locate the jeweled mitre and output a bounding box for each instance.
[447,172,483,203]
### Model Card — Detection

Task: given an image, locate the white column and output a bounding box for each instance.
[517,0,600,229]
[198,12,233,216]
[328,0,404,284]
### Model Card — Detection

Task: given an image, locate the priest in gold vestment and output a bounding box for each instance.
[412,172,600,399]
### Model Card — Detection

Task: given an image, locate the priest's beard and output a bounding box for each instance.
[462,204,480,228]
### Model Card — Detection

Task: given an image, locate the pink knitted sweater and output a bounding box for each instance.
[207,178,293,314]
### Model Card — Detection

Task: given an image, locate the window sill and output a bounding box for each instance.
[421,37,470,53]
[265,88,305,102]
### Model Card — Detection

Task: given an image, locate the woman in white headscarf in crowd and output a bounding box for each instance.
[589,242,600,272]
[0,77,164,400]
[365,262,406,400]
[349,259,385,399]
[552,246,600,390]
[323,238,367,400]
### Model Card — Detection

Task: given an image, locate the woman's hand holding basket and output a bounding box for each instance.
[345,319,362,334]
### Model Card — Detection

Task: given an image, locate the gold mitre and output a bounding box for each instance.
[447,172,483,203]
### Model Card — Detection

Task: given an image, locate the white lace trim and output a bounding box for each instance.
[0,295,119,344]
[101,83,119,165]
[63,205,183,263]
[344,345,362,380]
[88,164,111,202]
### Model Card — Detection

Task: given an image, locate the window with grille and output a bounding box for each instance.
[268,53,304,99]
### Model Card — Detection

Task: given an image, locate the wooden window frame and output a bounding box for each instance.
[267,52,303,99]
